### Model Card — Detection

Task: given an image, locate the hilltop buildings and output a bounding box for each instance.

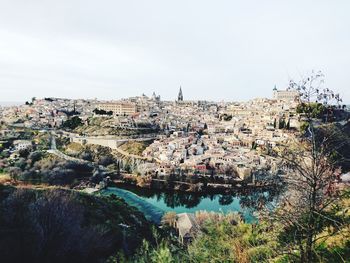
[13,140,32,151]
[273,86,300,102]
[0,87,304,182]
[96,101,137,116]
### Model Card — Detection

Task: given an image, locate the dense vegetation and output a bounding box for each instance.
[93,108,113,116]
[6,153,94,186]
[128,192,350,262]
[62,116,84,130]
[187,218,276,262]
[316,122,350,172]
[65,143,115,166]
[296,102,327,119]
[0,186,154,263]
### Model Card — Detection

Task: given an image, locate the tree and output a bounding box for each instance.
[187,215,276,263]
[296,102,327,119]
[218,194,234,205]
[0,189,111,262]
[62,116,83,130]
[252,141,257,150]
[133,239,178,263]
[8,167,22,181]
[278,118,285,129]
[268,71,346,262]
[93,108,113,116]
[286,119,290,130]
[0,188,154,262]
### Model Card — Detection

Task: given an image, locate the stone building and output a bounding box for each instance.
[96,101,136,116]
[273,86,300,102]
[176,213,199,244]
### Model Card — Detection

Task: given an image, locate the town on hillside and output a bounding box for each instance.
[1,85,350,262]
[1,87,348,189]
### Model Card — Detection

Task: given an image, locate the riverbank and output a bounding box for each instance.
[99,183,280,224]
[111,175,281,195]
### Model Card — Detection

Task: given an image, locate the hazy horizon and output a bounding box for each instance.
[1,1,350,103]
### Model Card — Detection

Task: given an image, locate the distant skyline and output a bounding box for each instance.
[1,1,350,103]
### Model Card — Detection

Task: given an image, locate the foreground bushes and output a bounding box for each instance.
[7,153,94,186]
[0,186,153,263]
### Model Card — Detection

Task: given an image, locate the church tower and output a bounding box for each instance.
[178,86,183,101]
[273,84,278,99]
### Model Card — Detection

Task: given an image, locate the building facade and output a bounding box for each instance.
[273,87,300,102]
[96,102,137,115]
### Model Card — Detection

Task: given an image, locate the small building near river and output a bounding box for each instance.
[176,213,199,245]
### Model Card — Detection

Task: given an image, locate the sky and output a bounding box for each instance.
[0,0,349,103]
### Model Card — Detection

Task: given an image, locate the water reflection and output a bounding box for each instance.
[116,184,280,211]
[218,194,234,206]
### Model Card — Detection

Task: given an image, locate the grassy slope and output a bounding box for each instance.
[119,141,153,156]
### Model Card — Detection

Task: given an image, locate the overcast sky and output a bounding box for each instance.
[0,0,349,103]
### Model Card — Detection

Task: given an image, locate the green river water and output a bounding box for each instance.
[100,186,276,224]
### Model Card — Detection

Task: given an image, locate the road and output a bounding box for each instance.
[47,132,88,163]
[50,130,159,163]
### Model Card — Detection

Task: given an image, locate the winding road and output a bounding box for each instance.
[47,132,88,163]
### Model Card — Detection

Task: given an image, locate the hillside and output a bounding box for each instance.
[0,185,154,263]
[316,122,350,172]
[119,141,153,156]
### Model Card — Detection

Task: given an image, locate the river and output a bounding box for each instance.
[99,185,278,224]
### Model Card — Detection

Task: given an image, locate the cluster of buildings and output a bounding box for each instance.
[273,86,299,101]
[96,92,162,116]
[96,101,137,116]
[139,87,300,181]
[1,86,302,181]
[0,98,94,129]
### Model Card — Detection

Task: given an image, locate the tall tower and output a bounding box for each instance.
[273,85,278,99]
[178,86,183,101]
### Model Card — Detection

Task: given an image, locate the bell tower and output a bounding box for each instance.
[178,86,183,101]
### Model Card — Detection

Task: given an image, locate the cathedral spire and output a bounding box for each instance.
[178,86,183,101]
